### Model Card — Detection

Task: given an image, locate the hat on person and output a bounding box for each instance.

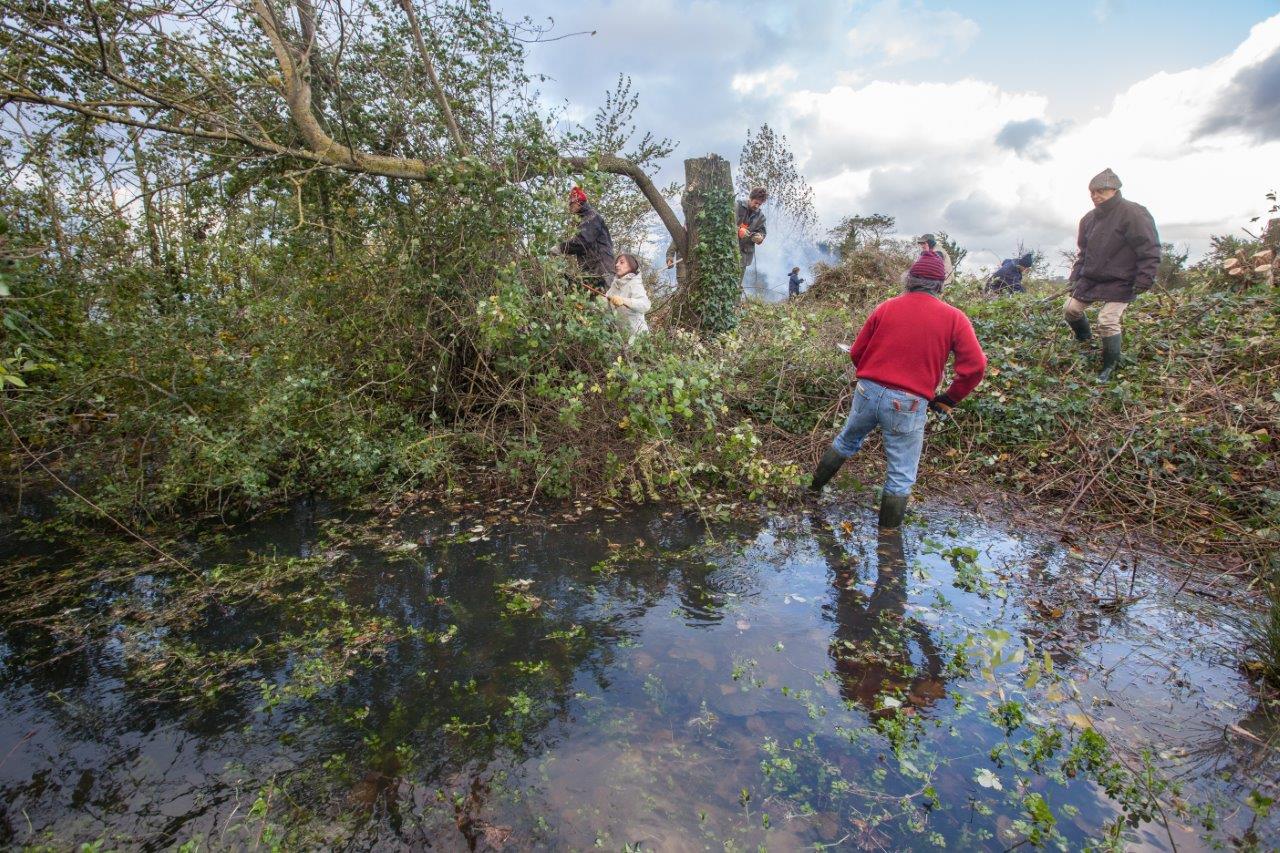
[916,233,937,247]
[1088,168,1122,192]
[568,186,588,204]
[1018,252,1035,268]
[908,251,947,281]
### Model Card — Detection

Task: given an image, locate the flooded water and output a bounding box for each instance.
[1,497,1276,850]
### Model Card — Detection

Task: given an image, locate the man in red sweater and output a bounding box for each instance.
[810,250,987,527]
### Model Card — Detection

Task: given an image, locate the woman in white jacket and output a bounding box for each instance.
[603,253,651,340]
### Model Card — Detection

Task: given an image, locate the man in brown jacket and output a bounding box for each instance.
[1065,168,1160,381]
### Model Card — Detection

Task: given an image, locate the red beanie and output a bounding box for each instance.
[908,251,946,281]
[568,186,588,204]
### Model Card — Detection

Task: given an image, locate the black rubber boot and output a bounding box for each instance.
[1067,316,1092,342]
[1097,334,1121,382]
[878,492,909,529]
[809,448,847,492]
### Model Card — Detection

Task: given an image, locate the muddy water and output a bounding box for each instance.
[1,498,1276,850]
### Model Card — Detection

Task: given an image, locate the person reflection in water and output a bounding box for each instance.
[819,521,947,712]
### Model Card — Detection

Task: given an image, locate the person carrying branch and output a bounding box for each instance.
[809,251,987,528]
[551,186,615,294]
[601,253,651,341]
[1064,168,1160,382]
[737,187,767,271]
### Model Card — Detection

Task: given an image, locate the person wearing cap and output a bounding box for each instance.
[986,253,1035,294]
[551,186,615,293]
[809,249,987,528]
[1065,168,1160,381]
[737,188,768,271]
[788,266,805,298]
[914,234,953,282]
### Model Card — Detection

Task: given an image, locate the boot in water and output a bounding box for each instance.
[809,448,847,492]
[1097,334,1121,382]
[878,492,909,529]
[1067,316,1092,343]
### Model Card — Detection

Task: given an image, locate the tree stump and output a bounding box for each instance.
[679,154,741,334]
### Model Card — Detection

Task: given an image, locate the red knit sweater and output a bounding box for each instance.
[848,292,987,402]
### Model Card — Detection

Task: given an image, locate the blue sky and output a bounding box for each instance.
[498,0,1280,276]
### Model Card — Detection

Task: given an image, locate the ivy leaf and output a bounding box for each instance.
[1246,790,1274,818]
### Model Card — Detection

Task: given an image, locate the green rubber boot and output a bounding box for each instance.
[1067,316,1092,343]
[1097,334,1121,382]
[878,492,909,529]
[809,448,847,492]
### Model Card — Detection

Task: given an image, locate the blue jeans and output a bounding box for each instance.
[831,379,928,497]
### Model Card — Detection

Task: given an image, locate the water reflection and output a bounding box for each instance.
[815,518,946,712]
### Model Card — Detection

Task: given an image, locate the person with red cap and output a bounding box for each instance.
[551,186,616,293]
[808,249,987,528]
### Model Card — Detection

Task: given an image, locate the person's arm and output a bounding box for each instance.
[848,308,880,367]
[560,221,590,257]
[937,314,987,406]
[750,212,766,243]
[617,281,651,314]
[1128,208,1161,295]
[1069,217,1088,282]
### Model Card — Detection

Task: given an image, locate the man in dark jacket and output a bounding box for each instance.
[1065,168,1160,381]
[554,186,615,292]
[986,253,1034,294]
[787,266,804,298]
[737,187,767,271]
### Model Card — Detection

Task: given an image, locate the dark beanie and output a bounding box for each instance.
[908,251,946,281]
[1018,253,1034,267]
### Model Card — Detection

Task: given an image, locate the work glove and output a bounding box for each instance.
[548,245,562,256]
[929,393,957,417]
[751,234,764,245]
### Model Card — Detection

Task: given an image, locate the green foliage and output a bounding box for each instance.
[687,183,742,335]
[826,213,896,257]
[934,231,968,268]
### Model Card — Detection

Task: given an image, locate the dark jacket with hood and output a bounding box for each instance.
[737,200,767,260]
[987,259,1026,293]
[560,203,615,283]
[1069,192,1160,303]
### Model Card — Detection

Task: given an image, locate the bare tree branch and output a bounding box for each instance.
[396,0,468,155]
[563,154,686,251]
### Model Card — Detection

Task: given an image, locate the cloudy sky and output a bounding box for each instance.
[497,0,1280,279]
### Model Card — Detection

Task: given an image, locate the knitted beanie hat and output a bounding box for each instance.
[1088,168,1122,191]
[1018,252,1035,267]
[908,251,946,281]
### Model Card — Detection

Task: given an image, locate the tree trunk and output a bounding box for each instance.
[678,154,740,334]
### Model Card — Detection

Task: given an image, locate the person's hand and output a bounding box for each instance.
[929,393,957,416]
[548,245,562,256]
[738,224,749,239]
[751,234,764,245]
[608,294,625,308]
[665,259,674,269]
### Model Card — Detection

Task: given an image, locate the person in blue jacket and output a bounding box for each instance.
[787,266,804,298]
[986,253,1034,294]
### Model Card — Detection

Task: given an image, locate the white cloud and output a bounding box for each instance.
[846,0,980,65]
[772,13,1280,272]
[731,65,800,97]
